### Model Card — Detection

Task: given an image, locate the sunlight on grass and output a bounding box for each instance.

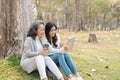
[59,29,120,80]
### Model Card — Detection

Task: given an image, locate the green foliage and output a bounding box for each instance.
[34,0,119,30]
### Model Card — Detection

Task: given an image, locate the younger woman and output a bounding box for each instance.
[45,22,83,80]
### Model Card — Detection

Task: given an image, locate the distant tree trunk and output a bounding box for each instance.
[75,0,85,31]
[65,0,71,29]
[118,17,120,27]
[87,0,93,31]
[114,0,120,28]
[102,13,107,31]
[65,9,69,29]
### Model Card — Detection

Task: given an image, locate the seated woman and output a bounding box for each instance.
[44,22,83,80]
[20,20,64,80]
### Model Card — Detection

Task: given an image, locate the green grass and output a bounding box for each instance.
[59,29,120,80]
[0,55,39,80]
[0,29,120,80]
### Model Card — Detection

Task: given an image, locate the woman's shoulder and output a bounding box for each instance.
[25,37,34,43]
[26,37,33,40]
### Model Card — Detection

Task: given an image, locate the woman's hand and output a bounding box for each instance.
[39,49,48,55]
[63,43,69,51]
[60,42,64,47]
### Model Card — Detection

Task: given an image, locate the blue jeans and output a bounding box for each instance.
[48,53,77,75]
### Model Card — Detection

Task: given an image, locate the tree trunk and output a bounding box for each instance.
[75,0,85,31]
[117,17,120,28]
[19,0,33,54]
[88,32,98,43]
[0,0,33,58]
[0,0,18,58]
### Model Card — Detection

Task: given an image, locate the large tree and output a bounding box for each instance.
[0,0,33,58]
[0,0,18,58]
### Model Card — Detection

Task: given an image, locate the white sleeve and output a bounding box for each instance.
[24,38,40,57]
[41,36,65,53]
[56,34,61,48]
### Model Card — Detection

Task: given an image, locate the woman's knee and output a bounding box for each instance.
[57,53,64,57]
[36,55,43,59]
[64,53,70,57]
[35,55,44,62]
[21,60,36,73]
[44,56,53,63]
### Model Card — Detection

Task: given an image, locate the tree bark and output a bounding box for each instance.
[18,0,33,54]
[0,0,33,58]
[0,0,18,58]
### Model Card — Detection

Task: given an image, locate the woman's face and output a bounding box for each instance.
[49,26,56,38]
[37,24,45,37]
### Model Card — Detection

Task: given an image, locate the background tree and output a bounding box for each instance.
[75,0,85,31]
[34,0,116,31]
[112,0,120,28]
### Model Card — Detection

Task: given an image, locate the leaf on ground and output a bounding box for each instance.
[105,65,109,69]
[85,72,93,77]
[100,75,106,80]
[97,55,104,61]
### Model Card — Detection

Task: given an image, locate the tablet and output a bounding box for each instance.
[67,37,75,52]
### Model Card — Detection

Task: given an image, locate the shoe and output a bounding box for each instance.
[68,77,76,80]
[75,76,83,80]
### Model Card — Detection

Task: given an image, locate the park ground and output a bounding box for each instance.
[0,29,120,80]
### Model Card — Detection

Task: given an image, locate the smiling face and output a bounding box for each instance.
[37,24,45,37]
[49,26,56,38]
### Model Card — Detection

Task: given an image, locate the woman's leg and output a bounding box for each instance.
[35,55,48,80]
[64,53,83,80]
[63,53,77,74]
[21,55,48,80]
[20,56,37,74]
[44,56,64,80]
[49,54,75,80]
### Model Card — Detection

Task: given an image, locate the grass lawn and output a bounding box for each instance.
[0,29,120,80]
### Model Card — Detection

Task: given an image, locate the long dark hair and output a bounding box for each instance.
[27,20,44,40]
[45,22,58,47]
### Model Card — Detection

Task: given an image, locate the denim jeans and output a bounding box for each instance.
[48,53,77,75]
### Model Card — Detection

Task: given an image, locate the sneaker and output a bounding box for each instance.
[68,77,76,80]
[75,76,83,80]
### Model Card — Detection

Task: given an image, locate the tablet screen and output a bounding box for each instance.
[67,37,75,52]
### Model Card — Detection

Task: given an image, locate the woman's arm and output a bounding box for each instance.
[56,34,63,48]
[23,38,40,57]
[41,36,65,53]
